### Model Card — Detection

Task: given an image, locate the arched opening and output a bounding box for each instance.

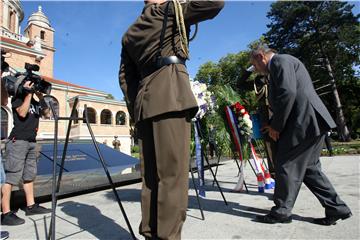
[8,10,15,32]
[116,111,126,125]
[43,95,59,119]
[83,107,96,124]
[1,107,9,139]
[100,109,112,125]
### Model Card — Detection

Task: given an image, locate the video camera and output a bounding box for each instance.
[1,50,51,97]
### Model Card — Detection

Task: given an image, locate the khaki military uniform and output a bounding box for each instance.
[119,1,224,239]
[237,74,277,178]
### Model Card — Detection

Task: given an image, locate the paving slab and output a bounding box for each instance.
[1,155,359,239]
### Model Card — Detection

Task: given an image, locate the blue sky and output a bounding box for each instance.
[20,1,359,100]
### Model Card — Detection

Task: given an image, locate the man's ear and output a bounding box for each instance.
[258,53,265,61]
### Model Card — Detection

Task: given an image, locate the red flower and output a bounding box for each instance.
[233,102,244,113]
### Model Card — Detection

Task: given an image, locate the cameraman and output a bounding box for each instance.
[1,80,51,225]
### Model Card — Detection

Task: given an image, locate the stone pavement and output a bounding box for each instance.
[1,155,359,239]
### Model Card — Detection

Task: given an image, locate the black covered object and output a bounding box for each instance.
[32,141,140,197]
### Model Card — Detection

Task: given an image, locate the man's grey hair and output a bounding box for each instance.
[250,44,276,59]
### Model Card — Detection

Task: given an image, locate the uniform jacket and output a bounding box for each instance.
[119,0,224,124]
[268,54,336,151]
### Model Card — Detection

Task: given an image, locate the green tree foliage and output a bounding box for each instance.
[195,51,257,111]
[265,1,360,138]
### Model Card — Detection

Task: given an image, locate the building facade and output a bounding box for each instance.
[1,0,132,154]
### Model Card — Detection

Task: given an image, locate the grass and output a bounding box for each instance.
[321,140,360,156]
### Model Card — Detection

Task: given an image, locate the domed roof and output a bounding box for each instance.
[27,6,51,28]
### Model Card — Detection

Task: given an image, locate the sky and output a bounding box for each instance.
[20,0,360,101]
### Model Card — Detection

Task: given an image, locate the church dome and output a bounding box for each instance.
[27,6,51,28]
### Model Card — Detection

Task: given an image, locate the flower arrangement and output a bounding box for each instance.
[190,80,217,120]
[231,102,253,137]
[189,80,217,198]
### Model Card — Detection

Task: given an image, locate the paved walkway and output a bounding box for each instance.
[1,155,359,239]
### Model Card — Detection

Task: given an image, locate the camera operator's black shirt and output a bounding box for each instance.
[8,95,41,142]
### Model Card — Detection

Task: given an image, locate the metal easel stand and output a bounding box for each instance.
[190,120,228,216]
[47,97,136,240]
[212,149,249,193]
[189,162,205,220]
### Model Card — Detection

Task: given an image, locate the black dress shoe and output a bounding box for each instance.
[313,212,352,226]
[255,214,292,224]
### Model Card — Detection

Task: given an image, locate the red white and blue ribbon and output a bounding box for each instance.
[225,106,245,191]
[249,140,274,190]
[225,106,243,161]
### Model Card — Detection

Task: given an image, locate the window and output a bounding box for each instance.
[115,111,126,125]
[40,30,45,40]
[83,107,96,124]
[43,95,59,119]
[100,109,112,124]
[1,107,8,139]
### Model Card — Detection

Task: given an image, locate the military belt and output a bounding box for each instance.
[156,56,186,68]
[141,56,186,78]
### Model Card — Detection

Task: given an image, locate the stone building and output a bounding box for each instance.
[1,0,132,154]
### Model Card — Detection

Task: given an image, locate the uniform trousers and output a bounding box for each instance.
[138,111,191,240]
[271,134,351,218]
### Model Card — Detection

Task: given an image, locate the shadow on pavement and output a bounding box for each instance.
[104,187,314,225]
[57,201,132,239]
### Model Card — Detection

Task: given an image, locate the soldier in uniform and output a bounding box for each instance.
[112,136,121,150]
[237,69,277,179]
[119,0,224,239]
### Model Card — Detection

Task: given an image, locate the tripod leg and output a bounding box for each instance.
[48,115,58,240]
[189,162,205,220]
[84,111,136,240]
[48,100,77,239]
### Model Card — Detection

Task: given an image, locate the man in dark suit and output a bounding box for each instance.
[119,0,224,238]
[250,44,352,225]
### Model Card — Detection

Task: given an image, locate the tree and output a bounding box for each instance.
[195,50,258,110]
[265,1,360,141]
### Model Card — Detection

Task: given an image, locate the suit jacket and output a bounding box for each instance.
[268,54,336,151]
[119,1,224,124]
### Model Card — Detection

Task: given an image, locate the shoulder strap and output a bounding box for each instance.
[157,1,171,58]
